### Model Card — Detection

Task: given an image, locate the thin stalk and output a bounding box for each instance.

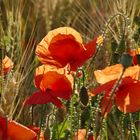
[88,13,127,69]
[57,117,68,140]
[38,105,47,140]
[96,67,125,139]
[76,69,85,86]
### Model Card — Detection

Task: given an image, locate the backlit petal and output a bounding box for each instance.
[116,81,140,113]
[91,79,116,96]
[24,91,63,108]
[36,27,97,71]
[8,120,37,140]
[94,64,140,84]
[40,71,72,99]
[101,91,113,117]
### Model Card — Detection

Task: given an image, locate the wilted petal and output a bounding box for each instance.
[24,91,63,108]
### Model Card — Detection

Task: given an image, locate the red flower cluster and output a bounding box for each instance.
[25,27,97,107]
[36,27,97,71]
[24,65,73,107]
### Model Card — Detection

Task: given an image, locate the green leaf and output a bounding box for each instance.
[52,118,68,140]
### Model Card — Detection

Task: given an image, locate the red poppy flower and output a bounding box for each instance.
[92,77,140,116]
[24,65,73,107]
[1,56,13,75]
[36,27,97,71]
[34,65,73,100]
[0,116,37,140]
[94,64,140,84]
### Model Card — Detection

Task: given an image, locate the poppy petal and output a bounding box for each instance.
[94,64,123,84]
[24,91,63,108]
[94,64,140,84]
[34,65,60,89]
[34,65,73,100]
[101,91,113,117]
[36,27,97,71]
[116,81,140,113]
[8,120,37,140]
[0,117,7,139]
[84,37,97,59]
[36,39,62,67]
[91,79,116,96]
[40,71,72,99]
[34,65,73,93]
[36,27,83,69]
[45,27,83,44]
[49,34,84,68]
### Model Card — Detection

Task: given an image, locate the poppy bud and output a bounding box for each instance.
[79,86,89,106]
[112,52,120,64]
[111,41,117,52]
[116,36,125,54]
[120,53,132,68]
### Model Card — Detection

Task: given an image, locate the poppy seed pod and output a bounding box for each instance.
[116,36,125,54]
[120,53,132,68]
[112,52,120,64]
[79,86,89,106]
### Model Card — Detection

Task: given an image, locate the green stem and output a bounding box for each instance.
[31,105,34,125]
[38,105,46,140]
[89,13,127,69]
[95,68,125,139]
[76,69,85,86]
[103,68,125,116]
[57,117,68,140]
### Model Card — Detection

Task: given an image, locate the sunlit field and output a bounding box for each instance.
[1,0,140,139]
